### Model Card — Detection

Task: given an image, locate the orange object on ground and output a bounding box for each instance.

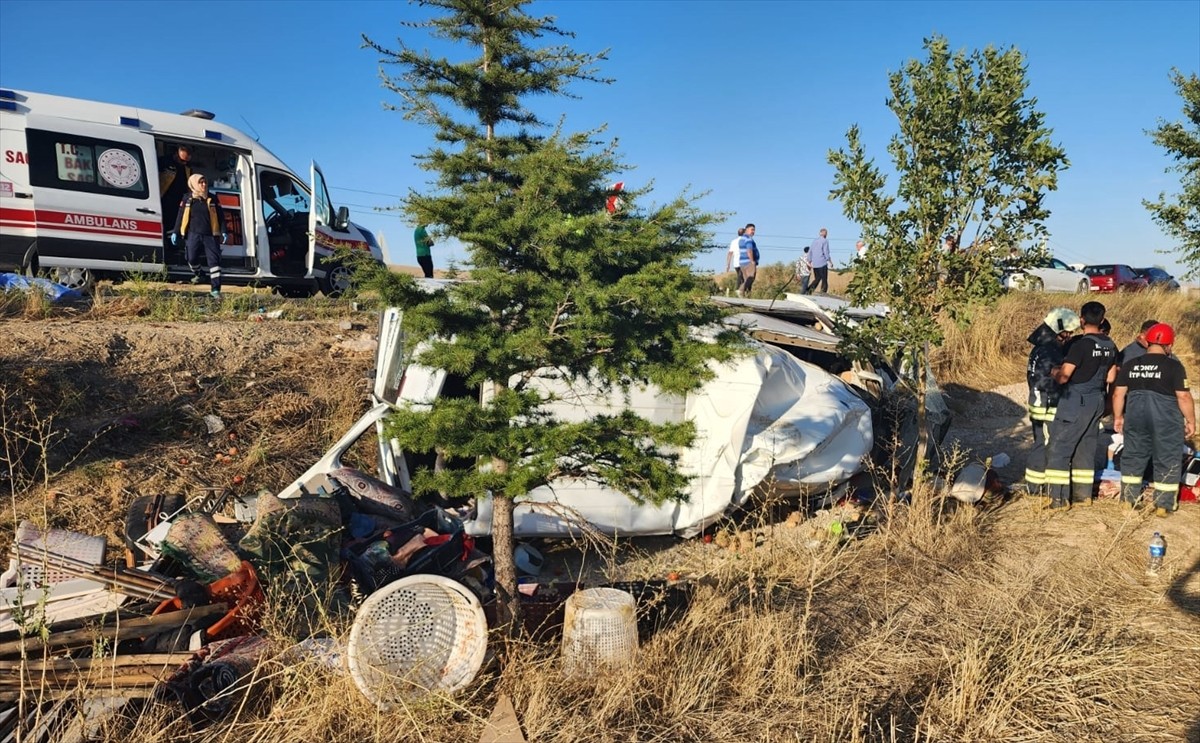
[154,560,264,640]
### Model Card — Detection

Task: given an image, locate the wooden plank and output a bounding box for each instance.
[0,603,225,657]
[478,692,527,743]
[0,653,185,672]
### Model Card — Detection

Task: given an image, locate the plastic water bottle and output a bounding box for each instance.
[1147,532,1166,575]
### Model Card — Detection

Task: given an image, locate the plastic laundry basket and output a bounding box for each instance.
[347,574,487,709]
[560,587,638,677]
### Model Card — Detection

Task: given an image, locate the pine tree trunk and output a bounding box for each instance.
[491,492,520,637]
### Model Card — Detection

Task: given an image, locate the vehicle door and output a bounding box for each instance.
[1047,258,1073,291]
[24,115,162,271]
[307,160,336,275]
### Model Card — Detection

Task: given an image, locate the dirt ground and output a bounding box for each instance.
[4,310,1199,739]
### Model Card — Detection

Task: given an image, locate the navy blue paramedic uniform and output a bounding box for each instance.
[1117,354,1190,510]
[173,194,226,292]
[1044,332,1117,506]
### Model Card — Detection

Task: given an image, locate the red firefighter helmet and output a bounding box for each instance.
[1145,323,1175,346]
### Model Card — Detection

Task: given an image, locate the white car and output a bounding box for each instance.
[1003,257,1090,293]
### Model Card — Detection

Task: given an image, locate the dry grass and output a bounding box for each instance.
[934,288,1200,391]
[14,494,1194,743]
[4,279,1199,742]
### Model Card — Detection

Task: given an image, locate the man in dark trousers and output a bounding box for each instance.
[1112,323,1195,516]
[159,143,193,255]
[1044,301,1118,509]
[1024,307,1080,495]
[414,224,434,278]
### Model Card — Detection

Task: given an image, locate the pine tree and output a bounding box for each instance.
[362,0,739,631]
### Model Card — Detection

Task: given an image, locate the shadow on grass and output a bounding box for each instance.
[1167,554,1200,743]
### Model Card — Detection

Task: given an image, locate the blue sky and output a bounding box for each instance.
[1,0,1197,277]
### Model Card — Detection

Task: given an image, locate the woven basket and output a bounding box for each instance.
[347,574,487,708]
[560,587,638,677]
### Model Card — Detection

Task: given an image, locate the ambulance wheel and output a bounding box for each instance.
[318,263,353,298]
[25,255,95,293]
[47,267,97,293]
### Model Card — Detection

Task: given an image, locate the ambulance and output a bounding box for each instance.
[0,89,383,296]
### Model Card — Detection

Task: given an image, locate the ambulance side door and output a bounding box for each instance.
[24,114,162,271]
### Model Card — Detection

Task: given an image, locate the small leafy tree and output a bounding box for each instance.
[828,36,1068,477]
[1145,68,1200,278]
[362,0,739,630]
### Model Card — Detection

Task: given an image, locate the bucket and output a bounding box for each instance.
[560,587,638,677]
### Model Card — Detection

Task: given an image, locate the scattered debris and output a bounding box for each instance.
[203,414,226,435]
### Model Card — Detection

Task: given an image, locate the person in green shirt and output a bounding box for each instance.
[414,225,434,278]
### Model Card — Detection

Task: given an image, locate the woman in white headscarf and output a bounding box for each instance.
[171,173,227,297]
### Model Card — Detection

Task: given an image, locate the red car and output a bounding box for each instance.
[1082,264,1149,293]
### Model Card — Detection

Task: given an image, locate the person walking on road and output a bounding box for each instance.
[737,224,758,297]
[795,246,812,295]
[1112,323,1195,516]
[414,224,435,278]
[171,174,227,298]
[1024,307,1081,494]
[1044,301,1118,509]
[809,228,832,293]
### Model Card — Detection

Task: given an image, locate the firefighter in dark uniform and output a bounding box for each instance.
[171,174,227,297]
[159,144,193,253]
[1112,323,1196,516]
[1044,301,1118,509]
[1025,308,1081,494]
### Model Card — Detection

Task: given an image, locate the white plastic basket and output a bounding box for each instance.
[1,521,107,588]
[347,574,487,708]
[560,587,638,677]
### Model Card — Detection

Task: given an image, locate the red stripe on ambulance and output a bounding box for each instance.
[36,209,161,236]
[0,206,37,227]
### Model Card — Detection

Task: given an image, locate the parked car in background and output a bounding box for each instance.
[1133,267,1181,291]
[1002,256,1090,293]
[1082,264,1149,293]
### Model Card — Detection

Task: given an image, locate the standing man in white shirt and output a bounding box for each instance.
[725,227,745,293]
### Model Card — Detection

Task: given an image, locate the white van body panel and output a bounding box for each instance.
[392,338,873,538]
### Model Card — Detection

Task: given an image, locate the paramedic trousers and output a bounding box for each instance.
[1120,392,1185,510]
[186,234,222,291]
[1025,408,1054,493]
[1045,389,1104,506]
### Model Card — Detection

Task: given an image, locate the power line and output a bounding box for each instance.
[330,185,406,199]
